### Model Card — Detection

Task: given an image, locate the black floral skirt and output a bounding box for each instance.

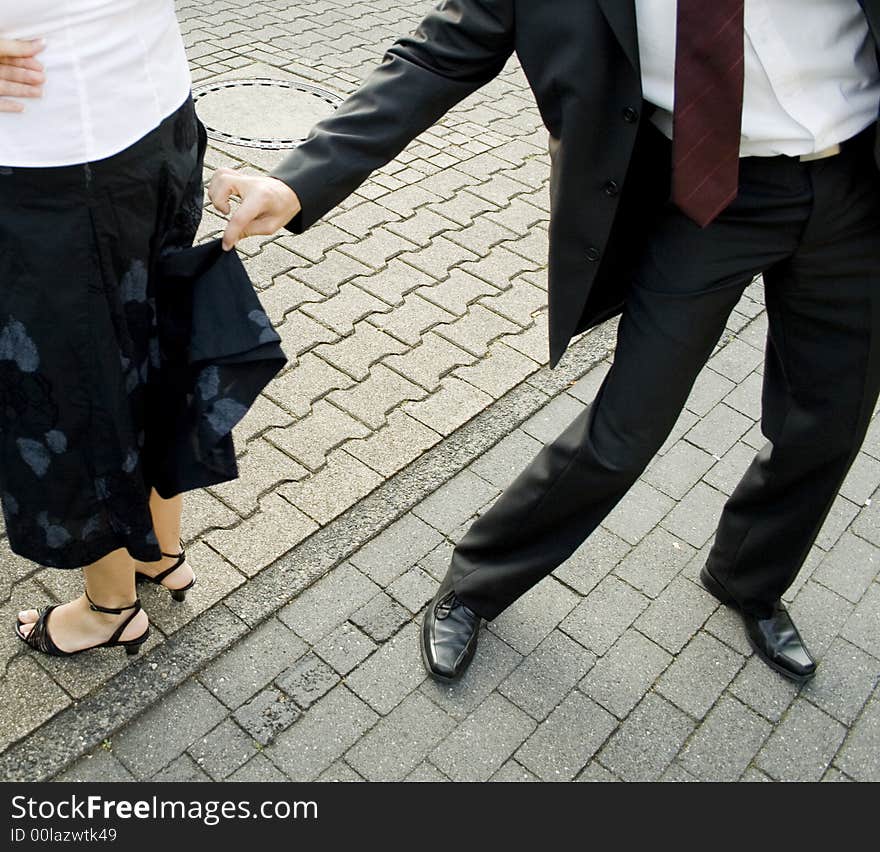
[0,98,285,569]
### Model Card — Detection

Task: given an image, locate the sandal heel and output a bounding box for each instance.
[125,643,141,656]
[170,588,188,603]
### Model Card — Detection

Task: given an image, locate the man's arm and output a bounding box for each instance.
[0,38,45,113]
[210,0,514,248]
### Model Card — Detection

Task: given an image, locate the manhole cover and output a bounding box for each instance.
[192,78,344,149]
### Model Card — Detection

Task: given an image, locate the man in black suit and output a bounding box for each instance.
[210,0,880,685]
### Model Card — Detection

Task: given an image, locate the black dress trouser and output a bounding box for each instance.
[451,126,880,621]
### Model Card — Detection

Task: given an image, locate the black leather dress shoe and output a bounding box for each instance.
[421,572,482,682]
[700,565,816,685]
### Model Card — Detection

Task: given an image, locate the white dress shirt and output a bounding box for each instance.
[0,0,191,168]
[635,0,880,157]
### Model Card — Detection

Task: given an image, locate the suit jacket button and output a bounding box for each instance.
[586,247,601,262]
[623,106,639,123]
[604,180,620,196]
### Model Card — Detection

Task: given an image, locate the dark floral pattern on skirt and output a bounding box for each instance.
[0,97,284,569]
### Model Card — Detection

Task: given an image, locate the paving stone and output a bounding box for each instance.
[229,753,288,782]
[316,761,365,782]
[387,566,440,614]
[418,540,456,583]
[453,340,539,398]
[351,259,436,305]
[657,408,700,456]
[404,376,494,436]
[56,749,135,783]
[351,514,445,587]
[702,604,752,656]
[347,622,427,715]
[111,680,228,779]
[266,686,378,782]
[282,450,383,524]
[329,364,426,430]
[604,481,675,546]
[430,694,536,782]
[263,352,354,418]
[277,563,379,645]
[708,338,764,383]
[685,368,736,417]
[740,768,774,782]
[350,593,410,642]
[685,403,753,457]
[421,630,522,721]
[661,482,728,548]
[560,576,649,656]
[470,429,543,490]
[723,372,763,421]
[384,332,476,391]
[233,686,302,746]
[841,583,880,660]
[576,762,620,782]
[180,488,240,542]
[521,393,585,445]
[369,293,455,345]
[815,495,860,551]
[580,631,672,719]
[498,629,596,721]
[840,453,880,506]
[701,441,756,496]
[344,411,442,477]
[152,754,211,783]
[188,718,256,780]
[834,699,880,782]
[659,763,701,783]
[614,527,695,598]
[656,632,745,719]
[207,493,318,575]
[756,699,847,782]
[316,322,407,381]
[729,656,801,723]
[488,576,580,655]
[268,401,371,472]
[413,470,499,535]
[516,691,618,781]
[346,692,455,781]
[597,693,694,782]
[406,762,451,782]
[199,617,307,709]
[276,653,340,711]
[553,526,631,596]
[813,531,879,604]
[644,441,716,502]
[491,760,540,782]
[789,581,854,657]
[290,250,373,297]
[678,696,772,781]
[418,269,499,316]
[801,638,879,725]
[567,361,611,405]
[274,310,337,357]
[314,622,377,676]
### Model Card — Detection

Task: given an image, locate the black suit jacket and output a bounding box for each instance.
[272,0,880,366]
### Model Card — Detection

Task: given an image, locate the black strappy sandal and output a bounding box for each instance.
[14,592,149,657]
[135,545,196,603]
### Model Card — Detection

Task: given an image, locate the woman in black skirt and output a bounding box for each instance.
[1,4,275,658]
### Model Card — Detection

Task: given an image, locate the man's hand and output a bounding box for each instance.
[208,168,302,251]
[0,38,45,113]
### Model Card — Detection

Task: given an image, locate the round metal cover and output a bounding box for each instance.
[192,78,344,150]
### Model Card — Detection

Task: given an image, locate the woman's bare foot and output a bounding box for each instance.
[16,595,148,653]
[135,552,195,591]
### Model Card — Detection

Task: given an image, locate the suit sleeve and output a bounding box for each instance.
[269,0,515,232]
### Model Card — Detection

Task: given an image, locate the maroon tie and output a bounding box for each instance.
[672,0,745,228]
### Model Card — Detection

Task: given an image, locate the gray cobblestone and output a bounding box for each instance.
[580,631,672,719]
[614,528,695,599]
[835,699,880,782]
[351,513,445,587]
[801,638,878,725]
[498,629,596,721]
[662,482,728,548]
[350,592,410,642]
[789,581,854,657]
[470,429,543,490]
[553,527,631,596]
[152,754,210,783]
[233,686,301,746]
[276,653,340,711]
[598,693,694,782]
[346,692,455,781]
[560,576,649,656]
[604,481,675,546]
[685,403,753,457]
[813,531,879,604]
[841,583,880,660]
[489,577,580,655]
[729,656,800,723]
[756,699,847,782]
[229,753,287,783]
[413,470,499,535]
[188,718,255,780]
[516,691,617,781]
[644,441,716,501]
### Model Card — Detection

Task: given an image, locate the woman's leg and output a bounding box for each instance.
[134,491,194,589]
[17,549,148,652]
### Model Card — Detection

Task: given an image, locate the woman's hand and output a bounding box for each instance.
[0,38,45,113]
[208,169,302,251]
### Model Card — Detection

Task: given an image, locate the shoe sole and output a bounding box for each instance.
[700,565,815,686]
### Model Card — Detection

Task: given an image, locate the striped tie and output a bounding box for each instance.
[672,0,745,228]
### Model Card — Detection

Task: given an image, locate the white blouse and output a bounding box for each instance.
[0,0,192,168]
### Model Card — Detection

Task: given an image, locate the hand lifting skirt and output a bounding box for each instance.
[0,98,286,569]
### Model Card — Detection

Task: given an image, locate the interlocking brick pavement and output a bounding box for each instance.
[1,0,878,782]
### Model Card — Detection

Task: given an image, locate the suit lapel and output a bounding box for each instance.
[596,0,640,73]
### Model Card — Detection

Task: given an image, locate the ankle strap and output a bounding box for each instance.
[85,589,140,615]
[161,540,185,560]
